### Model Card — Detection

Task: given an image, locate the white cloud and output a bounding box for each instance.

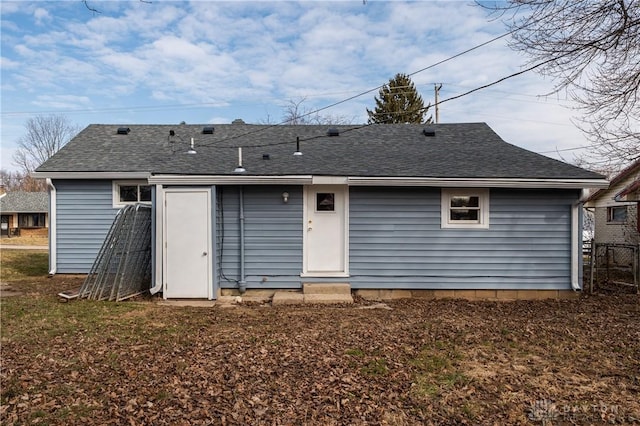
[33,7,50,25]
[0,0,599,172]
[32,94,92,110]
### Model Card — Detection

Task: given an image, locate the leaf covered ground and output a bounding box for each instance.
[1,270,639,425]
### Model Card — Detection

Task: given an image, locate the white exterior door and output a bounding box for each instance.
[304,185,348,276]
[163,189,212,299]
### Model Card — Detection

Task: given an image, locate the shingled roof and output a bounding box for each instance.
[0,192,48,213]
[36,122,604,180]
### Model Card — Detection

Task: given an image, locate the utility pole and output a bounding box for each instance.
[434,83,442,123]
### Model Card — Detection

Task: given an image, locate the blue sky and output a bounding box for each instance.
[1,1,591,172]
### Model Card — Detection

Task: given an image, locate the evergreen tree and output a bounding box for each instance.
[367,73,431,124]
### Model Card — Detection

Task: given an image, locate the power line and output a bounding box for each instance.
[193,31,515,147]
[537,146,588,154]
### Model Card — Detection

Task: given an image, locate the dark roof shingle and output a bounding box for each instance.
[0,192,48,213]
[36,123,604,180]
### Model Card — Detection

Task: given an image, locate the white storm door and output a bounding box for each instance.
[304,185,348,276]
[163,189,212,299]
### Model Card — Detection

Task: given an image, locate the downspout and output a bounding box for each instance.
[571,189,587,291]
[238,186,247,293]
[149,184,162,295]
[46,178,57,276]
[571,200,581,291]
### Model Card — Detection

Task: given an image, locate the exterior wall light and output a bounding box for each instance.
[282,192,289,203]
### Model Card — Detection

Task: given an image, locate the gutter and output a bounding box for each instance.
[147,174,609,189]
[348,176,609,189]
[46,178,57,276]
[31,171,150,180]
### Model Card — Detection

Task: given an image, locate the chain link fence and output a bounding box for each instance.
[588,243,639,293]
[586,205,639,293]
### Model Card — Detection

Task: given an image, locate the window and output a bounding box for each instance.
[441,188,489,229]
[606,206,627,223]
[113,181,152,207]
[18,213,46,228]
[316,193,335,211]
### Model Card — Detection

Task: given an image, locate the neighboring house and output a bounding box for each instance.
[584,159,640,246]
[0,191,49,237]
[33,123,607,299]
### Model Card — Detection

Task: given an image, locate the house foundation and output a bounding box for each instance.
[219,288,580,303]
[354,289,580,301]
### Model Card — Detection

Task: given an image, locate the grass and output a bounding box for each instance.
[410,342,469,398]
[345,347,365,357]
[0,235,48,246]
[0,250,49,280]
[360,358,389,376]
[1,250,639,425]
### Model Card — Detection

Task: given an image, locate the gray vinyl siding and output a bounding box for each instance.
[217,186,303,289]
[53,180,118,273]
[349,187,578,290]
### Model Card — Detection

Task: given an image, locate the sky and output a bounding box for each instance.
[1,0,593,173]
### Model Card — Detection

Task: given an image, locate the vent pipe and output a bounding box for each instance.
[293,136,303,156]
[234,147,246,173]
[187,138,197,154]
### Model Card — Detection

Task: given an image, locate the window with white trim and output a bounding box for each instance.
[441,188,489,229]
[606,206,627,223]
[113,181,152,207]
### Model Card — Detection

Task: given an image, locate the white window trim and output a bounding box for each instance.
[606,205,628,224]
[441,188,490,229]
[112,180,152,208]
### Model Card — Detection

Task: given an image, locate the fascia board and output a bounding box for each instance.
[148,175,314,185]
[31,172,151,180]
[347,177,610,189]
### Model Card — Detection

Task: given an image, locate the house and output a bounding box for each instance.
[33,123,608,300]
[0,191,49,238]
[584,159,640,246]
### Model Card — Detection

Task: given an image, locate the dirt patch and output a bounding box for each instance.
[0,283,22,297]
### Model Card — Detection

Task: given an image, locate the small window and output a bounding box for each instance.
[441,188,489,229]
[18,213,46,228]
[316,193,335,211]
[113,181,152,207]
[607,206,627,223]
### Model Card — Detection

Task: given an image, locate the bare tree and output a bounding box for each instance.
[82,0,151,14]
[12,115,81,175]
[483,1,640,171]
[0,170,46,192]
[282,98,354,125]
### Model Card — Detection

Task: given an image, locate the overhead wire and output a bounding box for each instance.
[184,30,517,149]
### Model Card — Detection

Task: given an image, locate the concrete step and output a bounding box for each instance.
[272,290,354,305]
[272,291,305,306]
[303,293,353,304]
[303,283,351,295]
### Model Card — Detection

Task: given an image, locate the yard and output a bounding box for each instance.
[1,250,639,425]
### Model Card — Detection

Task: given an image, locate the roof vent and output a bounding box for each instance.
[262,154,270,160]
[423,127,436,137]
[327,127,340,137]
[117,127,130,135]
[169,130,175,136]
[202,126,215,134]
[232,119,246,125]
